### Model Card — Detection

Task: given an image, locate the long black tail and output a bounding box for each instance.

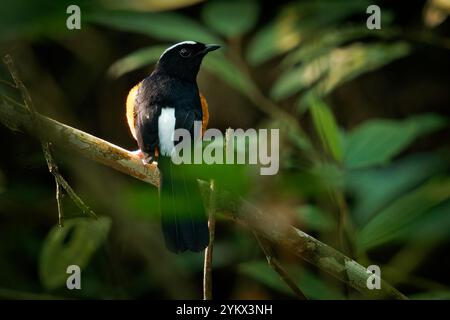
[158,155,209,253]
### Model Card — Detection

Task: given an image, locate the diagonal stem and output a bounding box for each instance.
[254,233,307,299]
[203,179,216,300]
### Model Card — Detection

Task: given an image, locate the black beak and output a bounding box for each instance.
[205,44,221,52]
[197,44,221,56]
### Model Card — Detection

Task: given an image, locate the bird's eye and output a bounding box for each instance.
[179,48,191,58]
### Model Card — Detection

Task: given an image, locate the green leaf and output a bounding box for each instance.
[39,217,111,290]
[346,153,449,225]
[239,261,292,295]
[357,178,450,251]
[85,11,221,44]
[246,13,301,66]
[246,0,375,66]
[310,162,345,190]
[282,25,397,67]
[302,42,410,108]
[410,290,450,300]
[291,0,371,27]
[287,42,408,101]
[202,53,254,95]
[239,261,344,299]
[344,114,448,169]
[308,96,343,162]
[391,199,450,243]
[297,205,335,232]
[108,45,169,78]
[202,0,259,37]
[272,42,410,102]
[271,57,328,101]
[102,0,204,12]
[0,0,74,43]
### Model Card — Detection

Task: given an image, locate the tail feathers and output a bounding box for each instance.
[159,156,209,253]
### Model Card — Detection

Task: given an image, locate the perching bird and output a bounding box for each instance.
[125,41,220,253]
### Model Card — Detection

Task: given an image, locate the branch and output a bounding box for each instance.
[254,233,307,299]
[203,180,216,300]
[0,101,407,300]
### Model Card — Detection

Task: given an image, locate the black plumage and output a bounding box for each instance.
[131,41,220,253]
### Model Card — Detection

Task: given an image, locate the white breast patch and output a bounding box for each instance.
[158,108,176,156]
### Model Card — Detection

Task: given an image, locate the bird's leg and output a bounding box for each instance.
[130,149,144,159]
[131,149,156,165]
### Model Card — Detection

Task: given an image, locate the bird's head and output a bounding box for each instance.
[155,41,221,81]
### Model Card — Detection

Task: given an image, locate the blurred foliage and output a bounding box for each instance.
[0,0,449,300]
[343,114,447,169]
[39,217,111,290]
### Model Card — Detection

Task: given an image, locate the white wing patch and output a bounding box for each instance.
[160,41,197,59]
[158,108,176,156]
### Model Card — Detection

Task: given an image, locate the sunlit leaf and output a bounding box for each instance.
[271,56,328,101]
[423,0,450,28]
[108,45,169,78]
[246,10,301,66]
[202,0,259,37]
[246,0,374,66]
[85,11,221,44]
[39,217,111,290]
[272,42,410,102]
[343,114,447,169]
[282,25,397,67]
[308,96,343,162]
[357,178,450,251]
[100,0,205,12]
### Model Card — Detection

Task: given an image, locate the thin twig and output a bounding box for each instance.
[42,140,97,219]
[254,233,307,299]
[0,93,26,108]
[2,54,96,222]
[55,176,64,227]
[203,179,216,300]
[0,78,17,89]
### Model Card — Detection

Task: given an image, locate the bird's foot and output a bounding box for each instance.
[131,149,157,165]
[131,149,144,159]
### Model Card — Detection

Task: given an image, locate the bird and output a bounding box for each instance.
[125,41,220,253]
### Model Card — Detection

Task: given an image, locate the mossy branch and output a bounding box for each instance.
[0,101,407,300]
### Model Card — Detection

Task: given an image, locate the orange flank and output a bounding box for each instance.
[200,93,209,134]
[126,82,141,140]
